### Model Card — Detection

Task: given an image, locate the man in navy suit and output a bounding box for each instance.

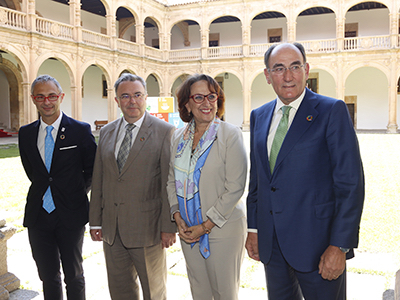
[19,75,97,300]
[245,43,364,299]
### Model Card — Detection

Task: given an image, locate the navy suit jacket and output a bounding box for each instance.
[19,113,97,229]
[247,88,365,272]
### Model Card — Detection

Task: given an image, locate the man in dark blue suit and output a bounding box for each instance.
[19,75,97,300]
[245,43,364,299]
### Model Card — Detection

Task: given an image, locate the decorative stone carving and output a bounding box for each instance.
[0,219,20,300]
[0,10,7,25]
[50,23,60,37]
[360,38,373,49]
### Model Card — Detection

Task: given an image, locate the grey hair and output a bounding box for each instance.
[31,75,63,95]
[114,73,147,94]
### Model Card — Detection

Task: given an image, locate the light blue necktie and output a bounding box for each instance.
[270,106,292,173]
[43,125,55,213]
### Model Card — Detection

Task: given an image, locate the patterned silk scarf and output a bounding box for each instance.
[174,117,220,258]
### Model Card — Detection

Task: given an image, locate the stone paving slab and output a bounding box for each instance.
[5,228,397,300]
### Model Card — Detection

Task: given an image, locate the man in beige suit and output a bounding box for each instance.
[89,73,176,300]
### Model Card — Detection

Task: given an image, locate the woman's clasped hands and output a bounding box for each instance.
[173,212,213,243]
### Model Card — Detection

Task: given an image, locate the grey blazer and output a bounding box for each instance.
[167,121,247,238]
[90,111,176,248]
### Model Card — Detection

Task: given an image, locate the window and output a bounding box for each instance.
[152,39,159,49]
[269,36,281,43]
[102,75,107,98]
[209,33,220,47]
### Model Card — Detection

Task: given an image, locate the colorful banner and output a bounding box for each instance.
[146,97,185,128]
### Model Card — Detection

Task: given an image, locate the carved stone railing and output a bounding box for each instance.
[207,45,243,58]
[344,35,391,50]
[301,38,337,52]
[0,7,26,30]
[117,39,140,55]
[144,45,163,60]
[169,48,201,61]
[36,17,73,40]
[249,43,271,57]
[82,29,111,48]
[0,219,19,300]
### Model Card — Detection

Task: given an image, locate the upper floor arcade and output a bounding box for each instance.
[0,0,399,62]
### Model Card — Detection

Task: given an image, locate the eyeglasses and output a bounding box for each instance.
[32,94,61,102]
[268,64,305,76]
[189,93,218,104]
[118,93,145,101]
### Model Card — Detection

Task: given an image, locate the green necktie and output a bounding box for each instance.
[270,106,291,173]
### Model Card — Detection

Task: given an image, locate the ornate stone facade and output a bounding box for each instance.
[0,0,398,131]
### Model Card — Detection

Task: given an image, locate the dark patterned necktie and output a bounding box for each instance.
[117,123,136,172]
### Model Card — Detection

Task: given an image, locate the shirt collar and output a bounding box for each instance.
[39,112,63,132]
[275,89,306,114]
[122,112,145,129]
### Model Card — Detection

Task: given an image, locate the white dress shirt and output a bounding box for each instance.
[37,112,63,164]
[114,113,145,159]
[266,89,306,156]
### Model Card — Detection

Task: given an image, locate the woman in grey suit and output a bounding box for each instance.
[167,74,247,300]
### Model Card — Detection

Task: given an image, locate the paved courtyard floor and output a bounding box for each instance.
[5,228,396,300]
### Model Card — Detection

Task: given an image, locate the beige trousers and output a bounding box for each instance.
[181,217,246,300]
[103,229,167,300]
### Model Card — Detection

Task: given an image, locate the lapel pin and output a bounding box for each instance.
[61,127,65,132]
[60,135,65,140]
[306,115,313,122]
[140,137,145,142]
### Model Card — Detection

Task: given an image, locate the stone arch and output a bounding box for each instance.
[145,72,162,97]
[343,0,391,15]
[0,56,23,130]
[116,6,138,39]
[0,0,21,11]
[295,4,338,18]
[34,53,75,87]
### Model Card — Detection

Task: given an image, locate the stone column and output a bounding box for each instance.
[242,65,250,131]
[287,21,296,43]
[242,25,251,57]
[389,13,399,48]
[387,54,398,133]
[107,88,117,122]
[69,0,82,42]
[336,17,345,51]
[201,29,209,59]
[0,219,19,300]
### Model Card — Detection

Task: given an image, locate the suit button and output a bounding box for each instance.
[49,177,53,182]
[271,187,276,192]
[269,210,273,215]
[114,203,118,206]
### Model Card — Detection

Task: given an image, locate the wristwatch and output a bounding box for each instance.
[339,247,350,253]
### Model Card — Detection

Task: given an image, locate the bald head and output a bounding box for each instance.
[264,43,307,69]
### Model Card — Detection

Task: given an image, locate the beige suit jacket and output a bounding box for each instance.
[167,121,247,239]
[90,111,176,248]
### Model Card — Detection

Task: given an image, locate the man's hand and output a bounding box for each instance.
[318,245,346,280]
[245,232,260,261]
[161,232,176,249]
[90,229,103,241]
